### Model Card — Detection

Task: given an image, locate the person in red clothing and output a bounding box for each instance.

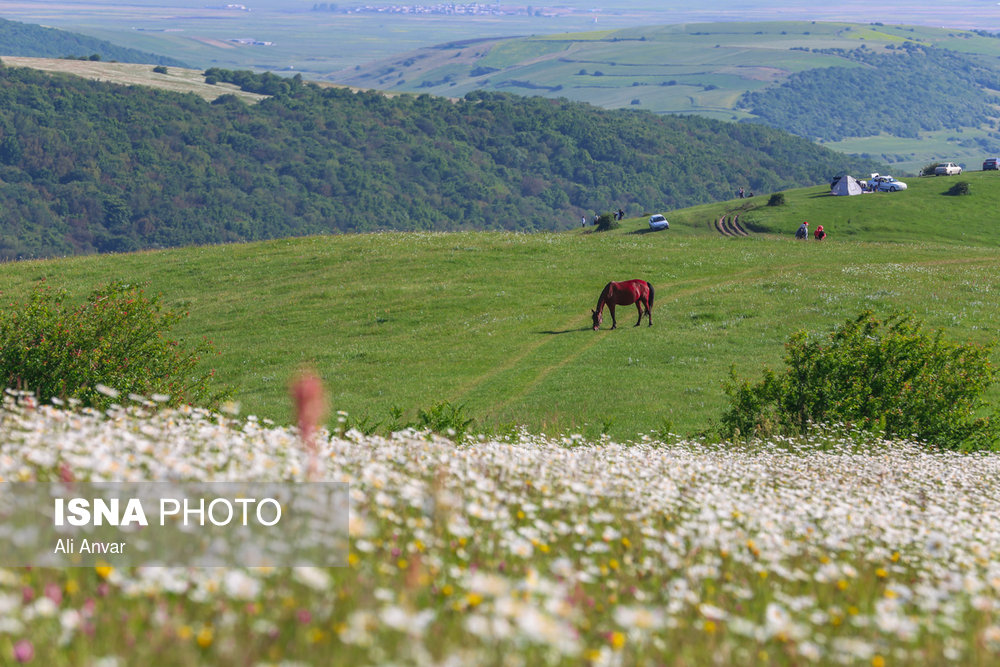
[814,225,826,241]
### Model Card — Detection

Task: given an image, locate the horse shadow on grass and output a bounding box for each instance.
[537,327,593,335]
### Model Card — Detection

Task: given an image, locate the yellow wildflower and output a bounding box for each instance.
[196,626,213,648]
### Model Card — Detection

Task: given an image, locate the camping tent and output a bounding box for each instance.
[830,175,863,196]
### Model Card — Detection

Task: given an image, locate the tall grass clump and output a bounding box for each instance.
[0,280,230,410]
[719,311,999,450]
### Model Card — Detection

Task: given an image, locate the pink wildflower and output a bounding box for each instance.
[13,639,34,663]
[290,370,327,480]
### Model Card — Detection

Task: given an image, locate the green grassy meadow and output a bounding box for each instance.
[2,171,998,440]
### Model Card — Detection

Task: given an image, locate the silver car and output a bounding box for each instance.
[934,162,962,176]
[874,176,907,192]
[648,214,670,230]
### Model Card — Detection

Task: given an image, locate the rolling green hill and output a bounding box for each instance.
[0,16,187,67]
[669,169,1000,246]
[331,21,1000,171]
[0,63,878,259]
[2,172,998,440]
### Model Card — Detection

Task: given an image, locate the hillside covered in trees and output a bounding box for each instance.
[0,64,879,259]
[738,44,1000,142]
[0,17,187,67]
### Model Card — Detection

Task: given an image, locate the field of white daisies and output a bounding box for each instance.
[2,389,1000,666]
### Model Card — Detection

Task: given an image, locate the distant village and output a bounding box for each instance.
[314,3,558,17]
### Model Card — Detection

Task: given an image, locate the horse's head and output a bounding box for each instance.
[592,308,602,330]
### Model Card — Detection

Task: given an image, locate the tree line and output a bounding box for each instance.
[0,64,879,259]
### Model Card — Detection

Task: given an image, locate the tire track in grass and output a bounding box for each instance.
[446,267,749,405]
[449,266,779,412]
[487,323,611,416]
[445,310,595,404]
[452,254,998,415]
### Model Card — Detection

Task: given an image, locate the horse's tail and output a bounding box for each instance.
[647,281,655,313]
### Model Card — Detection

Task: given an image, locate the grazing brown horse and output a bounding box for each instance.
[592,279,654,330]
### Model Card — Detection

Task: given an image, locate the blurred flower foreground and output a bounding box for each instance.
[1,389,1000,665]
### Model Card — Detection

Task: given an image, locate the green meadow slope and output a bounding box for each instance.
[2,172,998,440]
[670,169,1000,246]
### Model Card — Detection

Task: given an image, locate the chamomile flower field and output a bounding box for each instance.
[2,390,999,665]
[2,176,1000,664]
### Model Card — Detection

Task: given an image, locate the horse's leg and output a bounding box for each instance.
[609,304,617,329]
[634,300,643,327]
[645,296,652,327]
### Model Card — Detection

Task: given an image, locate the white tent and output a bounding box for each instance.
[830,175,863,196]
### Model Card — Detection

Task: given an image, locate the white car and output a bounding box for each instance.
[648,214,669,231]
[874,176,907,192]
[934,162,962,176]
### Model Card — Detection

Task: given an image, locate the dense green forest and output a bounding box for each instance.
[738,44,1000,142]
[0,64,879,259]
[0,17,187,67]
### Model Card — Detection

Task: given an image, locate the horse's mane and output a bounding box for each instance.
[597,282,613,307]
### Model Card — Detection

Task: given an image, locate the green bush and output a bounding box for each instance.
[921,163,941,176]
[0,281,230,410]
[594,213,619,232]
[719,311,999,450]
[946,181,971,196]
[767,193,785,207]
